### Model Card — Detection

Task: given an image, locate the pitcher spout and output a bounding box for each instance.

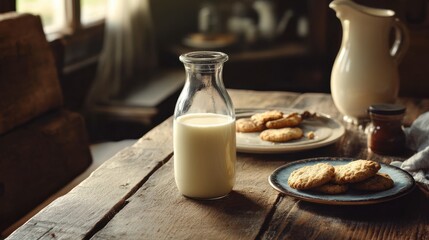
[329,0,353,19]
[330,0,395,20]
[329,0,355,20]
[329,0,353,11]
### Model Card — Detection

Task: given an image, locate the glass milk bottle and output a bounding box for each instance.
[173,51,236,200]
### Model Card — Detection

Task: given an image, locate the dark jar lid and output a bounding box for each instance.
[368,104,406,115]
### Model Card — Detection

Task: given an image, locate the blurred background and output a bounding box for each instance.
[1,0,429,236]
[2,0,429,142]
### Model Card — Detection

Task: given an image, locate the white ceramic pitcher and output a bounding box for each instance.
[329,0,409,124]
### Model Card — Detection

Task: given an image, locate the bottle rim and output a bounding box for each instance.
[180,51,228,64]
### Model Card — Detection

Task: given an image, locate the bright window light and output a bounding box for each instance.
[81,0,108,25]
[16,0,65,34]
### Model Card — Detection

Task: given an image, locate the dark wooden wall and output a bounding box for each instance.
[44,0,429,113]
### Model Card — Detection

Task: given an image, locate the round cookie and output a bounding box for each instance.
[260,127,303,143]
[266,112,303,129]
[288,163,335,190]
[251,110,283,125]
[352,173,394,191]
[332,160,381,184]
[236,118,265,132]
[312,183,349,195]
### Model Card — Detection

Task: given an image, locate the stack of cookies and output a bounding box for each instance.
[287,160,394,194]
[236,110,314,142]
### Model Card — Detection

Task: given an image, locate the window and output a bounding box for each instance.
[14,0,108,66]
[81,0,107,25]
[16,0,107,34]
[16,0,65,34]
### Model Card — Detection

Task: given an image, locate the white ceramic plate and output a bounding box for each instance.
[235,108,345,154]
[269,158,416,205]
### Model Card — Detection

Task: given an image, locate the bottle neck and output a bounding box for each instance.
[184,63,224,88]
[180,51,228,87]
[176,51,233,118]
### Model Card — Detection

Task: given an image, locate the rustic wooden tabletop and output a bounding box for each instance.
[7,89,429,239]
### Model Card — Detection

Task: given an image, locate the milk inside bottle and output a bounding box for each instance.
[174,113,236,199]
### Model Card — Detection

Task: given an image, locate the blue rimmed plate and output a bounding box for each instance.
[269,157,416,205]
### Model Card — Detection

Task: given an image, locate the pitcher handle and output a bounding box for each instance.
[390,18,410,65]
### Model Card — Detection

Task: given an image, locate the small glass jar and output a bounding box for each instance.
[173,51,236,200]
[367,104,406,155]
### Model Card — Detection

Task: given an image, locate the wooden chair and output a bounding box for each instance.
[0,12,93,232]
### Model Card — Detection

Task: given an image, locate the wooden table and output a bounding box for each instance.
[7,90,429,239]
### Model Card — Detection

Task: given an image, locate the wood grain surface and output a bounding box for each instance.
[7,89,429,240]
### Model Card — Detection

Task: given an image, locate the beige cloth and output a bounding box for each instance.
[391,111,429,187]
